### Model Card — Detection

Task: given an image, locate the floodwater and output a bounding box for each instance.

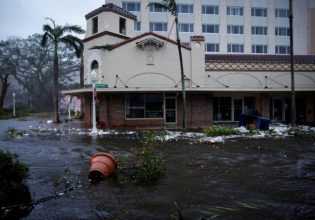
[1,118,315,219]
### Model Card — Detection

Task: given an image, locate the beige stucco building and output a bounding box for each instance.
[64,3,315,129]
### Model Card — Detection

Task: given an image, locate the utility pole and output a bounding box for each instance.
[289,0,296,126]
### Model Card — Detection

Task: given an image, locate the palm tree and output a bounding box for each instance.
[147,0,187,130]
[41,18,84,123]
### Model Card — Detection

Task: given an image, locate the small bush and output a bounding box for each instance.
[0,151,31,219]
[265,128,278,137]
[0,106,38,119]
[144,131,167,140]
[204,126,240,137]
[116,142,165,184]
[0,151,29,187]
[246,129,261,136]
[288,127,304,138]
[135,142,165,183]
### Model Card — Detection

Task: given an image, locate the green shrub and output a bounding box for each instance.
[144,131,167,140]
[0,151,31,219]
[116,142,165,184]
[0,151,29,187]
[135,142,165,183]
[246,129,261,136]
[265,128,278,137]
[0,106,38,119]
[288,127,304,138]
[204,126,240,137]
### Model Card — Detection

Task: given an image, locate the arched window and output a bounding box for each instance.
[91,60,99,70]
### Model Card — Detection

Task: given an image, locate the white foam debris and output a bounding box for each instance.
[201,136,225,144]
[234,126,249,133]
[24,120,315,142]
[47,120,53,124]
[269,124,289,135]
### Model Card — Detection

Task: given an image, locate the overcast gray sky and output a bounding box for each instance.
[0,0,105,40]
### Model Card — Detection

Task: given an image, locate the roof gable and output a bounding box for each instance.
[111,32,191,51]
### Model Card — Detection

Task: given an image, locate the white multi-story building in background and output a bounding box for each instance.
[106,0,315,55]
[64,1,315,129]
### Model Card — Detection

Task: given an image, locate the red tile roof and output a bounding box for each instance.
[85,3,137,20]
[111,32,191,50]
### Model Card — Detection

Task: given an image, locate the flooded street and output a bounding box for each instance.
[1,118,315,219]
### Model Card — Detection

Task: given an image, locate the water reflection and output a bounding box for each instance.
[0,118,314,219]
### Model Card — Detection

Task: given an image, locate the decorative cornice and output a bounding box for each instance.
[136,38,164,48]
[205,54,315,72]
[205,54,315,63]
[190,35,205,42]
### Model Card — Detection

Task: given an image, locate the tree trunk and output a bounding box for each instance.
[0,74,10,110]
[175,17,187,130]
[53,44,60,123]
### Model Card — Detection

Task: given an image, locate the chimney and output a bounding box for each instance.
[190,35,205,87]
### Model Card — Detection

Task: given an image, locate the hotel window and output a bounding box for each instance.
[275,45,290,54]
[251,8,267,17]
[178,23,194,32]
[275,27,290,36]
[122,1,140,12]
[227,25,244,34]
[252,45,268,53]
[202,24,219,33]
[134,21,141,31]
[205,43,219,52]
[202,5,219,14]
[149,22,167,32]
[227,6,243,16]
[275,9,289,18]
[252,26,268,35]
[126,93,164,119]
[228,44,244,53]
[92,17,98,34]
[149,4,167,12]
[177,4,194,13]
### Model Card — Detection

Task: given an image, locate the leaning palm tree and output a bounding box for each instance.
[147,0,187,130]
[41,18,84,123]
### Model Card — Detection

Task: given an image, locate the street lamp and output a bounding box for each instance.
[90,70,98,135]
[12,93,16,117]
